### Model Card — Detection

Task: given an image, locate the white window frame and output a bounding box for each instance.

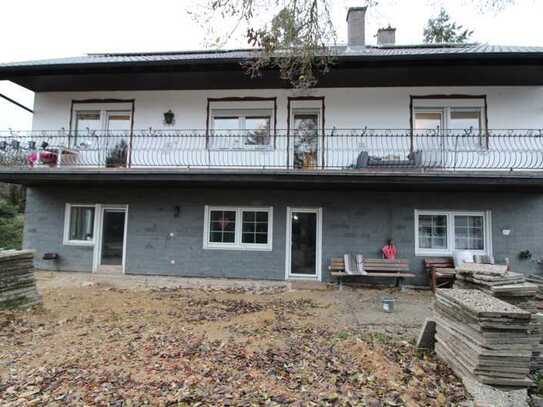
[414,107,484,129]
[203,206,273,251]
[285,207,323,281]
[63,203,98,246]
[92,204,129,274]
[412,97,486,133]
[414,209,492,256]
[73,107,133,133]
[210,108,273,150]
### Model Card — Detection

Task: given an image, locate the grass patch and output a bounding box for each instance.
[533,371,543,396]
[336,330,351,340]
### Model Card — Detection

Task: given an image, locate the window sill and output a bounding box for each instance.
[63,240,95,247]
[203,244,272,252]
[415,249,488,257]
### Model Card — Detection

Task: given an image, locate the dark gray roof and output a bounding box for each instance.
[2,43,543,68]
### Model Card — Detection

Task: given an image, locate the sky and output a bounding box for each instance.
[0,0,542,130]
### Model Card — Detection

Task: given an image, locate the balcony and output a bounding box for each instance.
[1,129,542,173]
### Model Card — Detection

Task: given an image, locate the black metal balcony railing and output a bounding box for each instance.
[0,129,543,171]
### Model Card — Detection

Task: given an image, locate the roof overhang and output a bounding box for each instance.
[1,53,543,91]
[2,169,543,192]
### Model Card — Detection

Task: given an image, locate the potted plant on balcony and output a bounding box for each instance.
[105,139,128,168]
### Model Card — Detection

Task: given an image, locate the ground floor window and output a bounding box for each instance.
[414,210,491,256]
[204,206,273,250]
[63,204,96,245]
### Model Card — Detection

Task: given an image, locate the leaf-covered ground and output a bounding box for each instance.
[0,285,469,406]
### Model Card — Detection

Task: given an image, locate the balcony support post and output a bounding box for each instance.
[321,100,326,169]
[409,96,414,153]
[128,102,136,168]
[286,98,291,169]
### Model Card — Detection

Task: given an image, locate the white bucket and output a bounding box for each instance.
[383,297,395,313]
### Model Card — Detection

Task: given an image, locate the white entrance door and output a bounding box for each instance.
[94,205,128,274]
[285,208,322,280]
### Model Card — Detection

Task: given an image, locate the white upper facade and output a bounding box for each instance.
[32,86,543,131]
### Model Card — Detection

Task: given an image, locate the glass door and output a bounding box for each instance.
[73,111,102,166]
[287,208,322,280]
[293,113,319,169]
[414,109,445,167]
[105,112,131,167]
[98,208,126,273]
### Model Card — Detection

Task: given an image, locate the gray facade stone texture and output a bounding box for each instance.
[23,186,543,286]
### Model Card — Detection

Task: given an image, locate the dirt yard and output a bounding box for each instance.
[0,273,470,406]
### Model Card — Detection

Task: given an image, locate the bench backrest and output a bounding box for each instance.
[424,257,454,272]
[329,257,409,273]
[329,257,345,271]
[364,258,409,272]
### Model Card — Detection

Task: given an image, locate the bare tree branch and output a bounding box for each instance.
[191,0,525,88]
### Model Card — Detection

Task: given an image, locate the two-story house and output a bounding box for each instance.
[1,7,542,286]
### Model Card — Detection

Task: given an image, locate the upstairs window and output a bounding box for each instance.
[414,107,483,132]
[75,111,102,133]
[72,103,133,147]
[211,109,272,148]
[412,96,486,137]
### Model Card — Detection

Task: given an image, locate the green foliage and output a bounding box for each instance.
[0,183,25,212]
[0,199,18,219]
[336,330,350,340]
[0,186,25,250]
[423,8,474,44]
[534,371,543,395]
[0,211,24,250]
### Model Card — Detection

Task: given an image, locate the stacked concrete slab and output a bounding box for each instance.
[526,274,543,311]
[531,313,543,372]
[0,250,40,309]
[435,289,534,387]
[454,263,543,371]
[455,264,538,313]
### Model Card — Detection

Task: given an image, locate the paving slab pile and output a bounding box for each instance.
[526,274,543,371]
[0,250,41,309]
[531,313,543,372]
[455,263,538,313]
[454,263,543,371]
[434,289,535,388]
[526,274,543,311]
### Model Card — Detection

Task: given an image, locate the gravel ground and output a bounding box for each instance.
[0,271,471,406]
[35,271,288,292]
[463,376,529,407]
[35,271,435,338]
[10,272,532,405]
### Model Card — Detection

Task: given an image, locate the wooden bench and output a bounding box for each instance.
[424,257,455,293]
[329,257,415,289]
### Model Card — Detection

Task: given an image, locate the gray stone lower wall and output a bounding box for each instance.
[23,185,543,286]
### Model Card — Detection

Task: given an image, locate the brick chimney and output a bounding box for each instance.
[347,7,367,47]
[376,26,396,46]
